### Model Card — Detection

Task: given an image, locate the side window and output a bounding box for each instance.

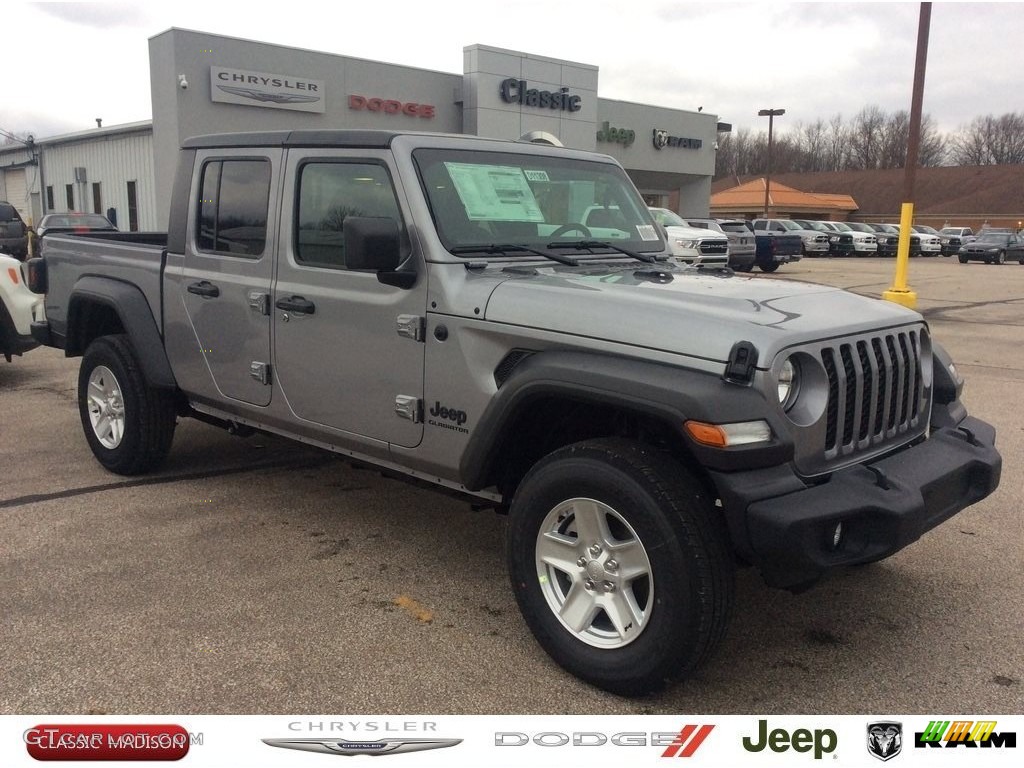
[196,159,271,257]
[295,162,401,270]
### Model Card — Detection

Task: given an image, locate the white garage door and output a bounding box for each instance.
[3,169,29,221]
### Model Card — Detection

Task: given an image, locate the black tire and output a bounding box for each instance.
[78,334,177,475]
[506,438,734,696]
[996,250,1006,265]
[758,261,780,273]
[734,263,754,273]
[958,255,968,264]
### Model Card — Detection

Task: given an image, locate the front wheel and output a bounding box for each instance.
[506,439,734,695]
[958,255,968,264]
[78,334,177,475]
[758,260,780,273]
[996,250,1006,265]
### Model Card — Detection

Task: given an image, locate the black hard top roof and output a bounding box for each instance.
[182,130,402,150]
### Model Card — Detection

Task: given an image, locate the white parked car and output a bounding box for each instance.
[910,225,942,256]
[646,207,729,266]
[832,222,878,255]
[1,252,43,361]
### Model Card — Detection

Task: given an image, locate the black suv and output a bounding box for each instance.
[0,202,29,259]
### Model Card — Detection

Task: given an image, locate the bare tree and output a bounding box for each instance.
[950,112,1024,165]
[824,113,848,171]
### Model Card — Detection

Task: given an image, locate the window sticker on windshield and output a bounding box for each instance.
[524,170,550,182]
[637,225,658,241]
[444,162,545,222]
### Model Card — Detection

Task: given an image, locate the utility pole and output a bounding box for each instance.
[759,108,785,218]
[884,2,931,308]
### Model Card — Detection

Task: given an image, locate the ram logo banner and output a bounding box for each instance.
[867,721,903,761]
[262,737,462,756]
[211,67,325,113]
[914,720,1017,748]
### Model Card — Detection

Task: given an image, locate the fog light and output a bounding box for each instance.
[831,522,844,550]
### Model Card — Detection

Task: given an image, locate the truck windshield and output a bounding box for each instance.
[413,148,664,255]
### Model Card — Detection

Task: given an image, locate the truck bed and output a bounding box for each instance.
[40,232,168,341]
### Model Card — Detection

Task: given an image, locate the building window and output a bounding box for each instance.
[127,181,139,232]
[65,184,74,211]
[92,183,102,214]
[295,161,403,269]
[46,186,54,211]
[196,159,271,257]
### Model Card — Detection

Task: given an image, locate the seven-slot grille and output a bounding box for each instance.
[819,328,925,458]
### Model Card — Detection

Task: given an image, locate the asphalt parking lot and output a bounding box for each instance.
[1,256,1021,715]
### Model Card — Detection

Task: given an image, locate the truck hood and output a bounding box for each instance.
[482,263,920,366]
[663,224,727,242]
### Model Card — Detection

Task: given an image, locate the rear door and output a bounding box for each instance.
[272,149,426,448]
[179,150,281,406]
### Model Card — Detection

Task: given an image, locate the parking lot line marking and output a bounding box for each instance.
[0,456,336,510]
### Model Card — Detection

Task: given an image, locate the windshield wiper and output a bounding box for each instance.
[546,240,660,263]
[449,244,579,266]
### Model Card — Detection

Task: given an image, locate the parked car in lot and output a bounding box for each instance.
[792,220,856,256]
[674,217,755,272]
[828,221,877,256]
[910,225,943,256]
[938,226,974,256]
[0,253,42,361]
[647,207,729,266]
[712,219,757,272]
[750,218,830,256]
[0,202,29,260]
[867,223,899,256]
[958,232,1024,264]
[35,213,118,240]
[881,224,924,257]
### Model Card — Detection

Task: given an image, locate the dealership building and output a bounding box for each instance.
[0,28,721,231]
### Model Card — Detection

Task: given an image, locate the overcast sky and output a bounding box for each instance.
[3,1,1021,143]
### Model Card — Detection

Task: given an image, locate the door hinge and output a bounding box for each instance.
[250,361,272,385]
[396,314,425,342]
[248,291,271,316]
[394,395,422,423]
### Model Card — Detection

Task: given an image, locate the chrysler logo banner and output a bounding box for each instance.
[211,67,325,113]
[263,737,462,756]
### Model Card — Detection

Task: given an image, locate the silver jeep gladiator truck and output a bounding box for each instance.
[29,130,1001,696]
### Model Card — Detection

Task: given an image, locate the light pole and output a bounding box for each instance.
[758,108,785,218]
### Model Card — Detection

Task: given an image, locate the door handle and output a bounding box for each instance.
[275,295,316,315]
[187,280,220,298]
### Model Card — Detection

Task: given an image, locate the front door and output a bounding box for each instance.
[272,150,426,448]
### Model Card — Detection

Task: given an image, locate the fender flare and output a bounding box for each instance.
[67,276,178,389]
[459,350,792,491]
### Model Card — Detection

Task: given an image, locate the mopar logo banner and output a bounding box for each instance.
[211,67,325,113]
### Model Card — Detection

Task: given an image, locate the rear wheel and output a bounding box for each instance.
[78,335,177,475]
[758,261,780,273]
[507,439,734,695]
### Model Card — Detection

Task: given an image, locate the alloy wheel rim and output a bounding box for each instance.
[535,497,654,649]
[86,365,126,449]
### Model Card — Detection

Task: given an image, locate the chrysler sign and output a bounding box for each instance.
[211,67,325,113]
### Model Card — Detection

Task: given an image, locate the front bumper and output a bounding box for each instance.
[711,415,1001,589]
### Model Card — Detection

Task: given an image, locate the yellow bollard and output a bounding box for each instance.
[883,202,918,308]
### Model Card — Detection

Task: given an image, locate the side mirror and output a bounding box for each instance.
[343,216,415,288]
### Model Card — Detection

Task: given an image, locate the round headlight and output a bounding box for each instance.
[778,357,799,410]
